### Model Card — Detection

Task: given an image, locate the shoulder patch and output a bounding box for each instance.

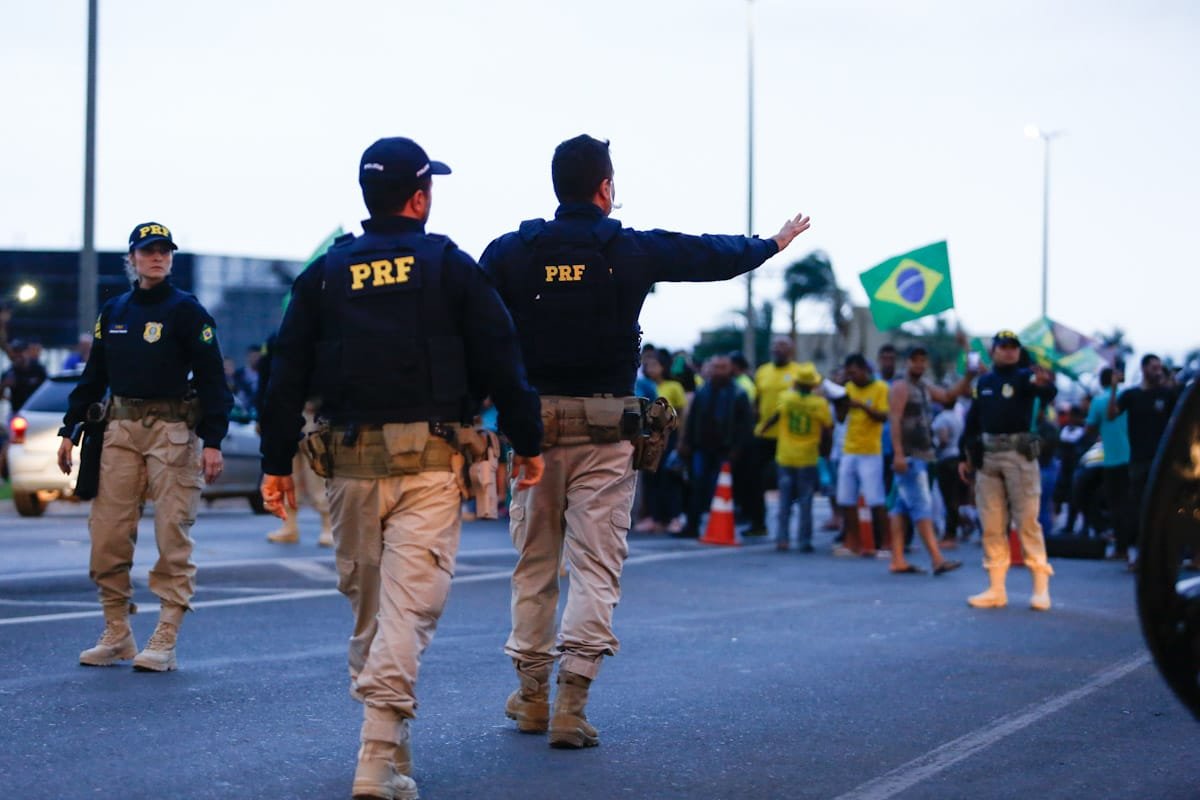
[94,314,103,339]
[199,324,215,345]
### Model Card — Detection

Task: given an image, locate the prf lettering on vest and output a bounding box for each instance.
[349,256,415,291]
[543,264,586,282]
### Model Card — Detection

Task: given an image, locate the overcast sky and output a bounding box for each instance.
[2,0,1197,357]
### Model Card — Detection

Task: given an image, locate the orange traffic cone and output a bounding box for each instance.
[845,496,877,555]
[700,462,740,547]
[1009,526,1024,566]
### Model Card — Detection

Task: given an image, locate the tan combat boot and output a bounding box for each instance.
[967,567,1009,609]
[505,660,550,733]
[352,740,418,800]
[133,606,184,672]
[317,512,334,548]
[79,613,137,667]
[1029,565,1054,611]
[548,670,599,749]
[267,514,300,544]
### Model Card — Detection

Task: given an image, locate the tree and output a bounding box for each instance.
[1095,326,1134,366]
[782,251,835,347]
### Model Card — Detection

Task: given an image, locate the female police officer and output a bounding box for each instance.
[58,222,232,671]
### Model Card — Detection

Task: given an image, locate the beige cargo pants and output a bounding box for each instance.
[327,471,461,743]
[977,450,1052,573]
[88,418,203,621]
[505,440,637,680]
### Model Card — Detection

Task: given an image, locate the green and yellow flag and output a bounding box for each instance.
[859,241,954,331]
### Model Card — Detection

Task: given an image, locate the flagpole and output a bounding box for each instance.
[1025,125,1063,321]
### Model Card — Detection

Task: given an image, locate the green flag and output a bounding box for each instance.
[859,241,954,331]
[304,226,345,268]
[283,227,345,314]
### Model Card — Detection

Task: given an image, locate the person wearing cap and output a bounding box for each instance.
[479,133,809,749]
[759,363,832,552]
[57,222,233,672]
[884,345,973,575]
[959,330,1058,610]
[257,136,544,800]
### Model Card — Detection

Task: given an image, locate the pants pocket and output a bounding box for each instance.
[164,423,198,468]
[335,557,358,595]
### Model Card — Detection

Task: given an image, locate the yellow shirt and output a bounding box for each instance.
[843,380,889,456]
[656,379,687,412]
[775,390,832,468]
[753,361,805,438]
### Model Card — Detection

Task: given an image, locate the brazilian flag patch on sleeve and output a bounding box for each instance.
[199,324,215,345]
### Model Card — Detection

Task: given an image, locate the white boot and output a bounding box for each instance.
[1030,565,1053,611]
[267,513,300,544]
[967,567,1009,609]
[317,512,333,548]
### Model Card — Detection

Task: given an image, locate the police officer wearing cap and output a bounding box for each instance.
[960,330,1058,610]
[480,134,810,749]
[258,137,544,800]
[58,222,233,672]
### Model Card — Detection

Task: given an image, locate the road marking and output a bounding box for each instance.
[0,543,746,626]
[832,652,1152,800]
[278,560,339,582]
[0,598,96,608]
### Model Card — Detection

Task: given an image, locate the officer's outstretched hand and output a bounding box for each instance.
[957,462,974,485]
[261,474,297,520]
[57,437,74,475]
[512,455,545,489]
[771,212,812,252]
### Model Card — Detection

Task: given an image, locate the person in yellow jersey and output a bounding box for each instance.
[760,363,832,552]
[833,353,890,555]
[741,337,806,536]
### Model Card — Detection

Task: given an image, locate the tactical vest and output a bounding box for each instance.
[507,217,641,392]
[313,229,471,425]
[102,286,194,399]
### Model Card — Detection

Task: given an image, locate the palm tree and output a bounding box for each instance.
[782,250,835,347]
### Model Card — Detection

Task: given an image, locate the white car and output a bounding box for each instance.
[7,372,266,517]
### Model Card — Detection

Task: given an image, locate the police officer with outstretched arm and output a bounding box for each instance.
[960,330,1058,610]
[258,137,544,800]
[58,222,232,672]
[480,134,810,749]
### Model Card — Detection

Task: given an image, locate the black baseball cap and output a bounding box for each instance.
[993,330,1021,347]
[359,137,451,187]
[128,222,178,251]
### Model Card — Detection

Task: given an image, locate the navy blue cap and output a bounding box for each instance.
[128,222,178,251]
[993,329,1021,347]
[359,137,451,187]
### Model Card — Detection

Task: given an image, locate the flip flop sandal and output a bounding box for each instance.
[934,560,963,575]
[890,564,927,574]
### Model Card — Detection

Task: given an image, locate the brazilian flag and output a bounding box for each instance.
[858,241,954,331]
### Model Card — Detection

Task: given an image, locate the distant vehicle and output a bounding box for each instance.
[7,371,265,517]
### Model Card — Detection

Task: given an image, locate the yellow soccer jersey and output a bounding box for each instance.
[843,380,890,456]
[775,390,833,467]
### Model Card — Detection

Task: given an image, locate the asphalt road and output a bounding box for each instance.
[0,497,1194,799]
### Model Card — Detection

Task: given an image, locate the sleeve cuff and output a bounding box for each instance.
[201,440,222,451]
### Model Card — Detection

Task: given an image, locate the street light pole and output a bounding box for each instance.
[1025,125,1062,321]
[79,0,99,335]
[742,0,757,364]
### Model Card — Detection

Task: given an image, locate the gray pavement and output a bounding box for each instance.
[0,498,1194,799]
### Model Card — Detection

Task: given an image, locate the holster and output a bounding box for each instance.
[632,397,680,472]
[464,429,501,519]
[73,401,108,501]
[301,421,334,478]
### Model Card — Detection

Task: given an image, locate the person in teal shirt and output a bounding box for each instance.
[1086,367,1133,560]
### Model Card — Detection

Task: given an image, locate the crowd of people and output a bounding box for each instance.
[612,337,1187,579]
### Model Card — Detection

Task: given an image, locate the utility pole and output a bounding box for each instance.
[79,0,99,334]
[742,0,757,364]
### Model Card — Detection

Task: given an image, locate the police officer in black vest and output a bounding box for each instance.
[480,134,810,749]
[58,222,233,672]
[960,330,1058,610]
[258,137,544,800]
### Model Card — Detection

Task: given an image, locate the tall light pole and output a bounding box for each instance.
[79,0,99,334]
[742,0,757,363]
[1025,124,1062,321]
